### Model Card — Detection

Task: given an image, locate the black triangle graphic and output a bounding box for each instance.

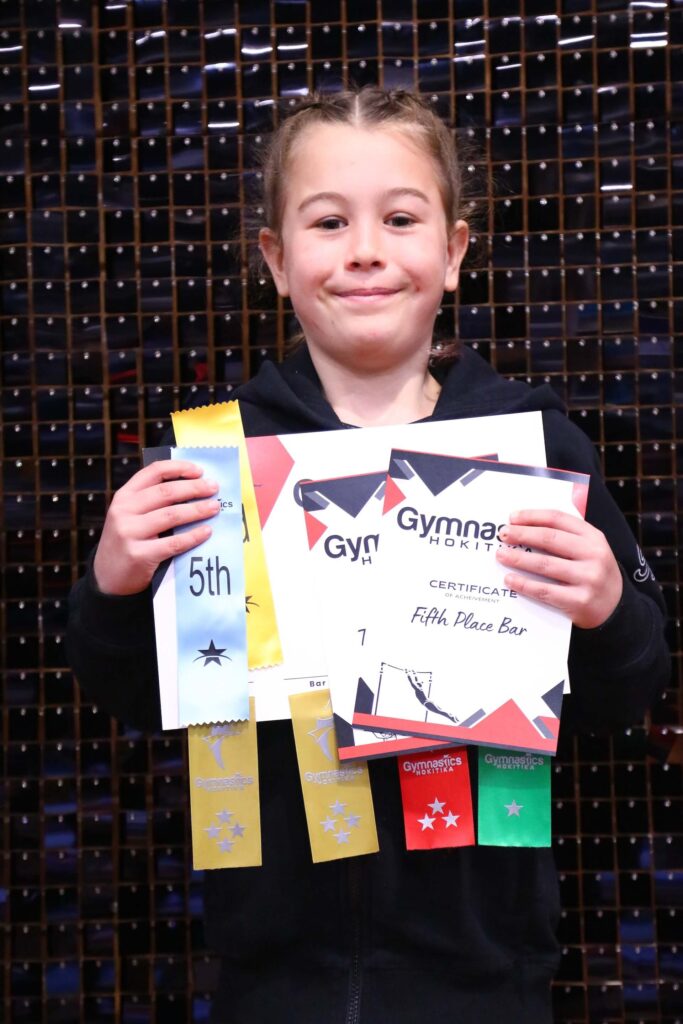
[541,680,564,719]
[354,676,376,715]
[302,472,386,518]
[390,450,485,497]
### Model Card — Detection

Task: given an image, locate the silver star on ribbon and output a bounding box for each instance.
[504,799,523,817]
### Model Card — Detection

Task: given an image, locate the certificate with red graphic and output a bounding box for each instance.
[300,471,453,760]
[244,414,548,722]
[349,451,589,756]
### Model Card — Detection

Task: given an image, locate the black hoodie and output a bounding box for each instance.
[67,345,670,1024]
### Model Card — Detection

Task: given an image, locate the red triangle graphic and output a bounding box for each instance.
[467,699,554,748]
[245,436,295,528]
[304,511,327,549]
[383,474,406,514]
[572,481,589,518]
[537,715,560,738]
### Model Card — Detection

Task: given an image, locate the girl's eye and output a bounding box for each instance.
[387,213,415,228]
[316,216,345,230]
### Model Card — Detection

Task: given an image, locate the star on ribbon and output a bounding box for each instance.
[345,813,361,828]
[204,824,221,839]
[320,816,337,833]
[504,800,523,817]
[330,800,346,815]
[230,822,246,838]
[428,797,446,814]
[335,829,351,844]
[418,813,436,831]
[216,809,233,824]
[194,640,231,666]
[443,811,460,828]
[219,838,234,853]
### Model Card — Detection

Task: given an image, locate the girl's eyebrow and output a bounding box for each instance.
[297,191,345,213]
[297,186,431,213]
[384,187,431,205]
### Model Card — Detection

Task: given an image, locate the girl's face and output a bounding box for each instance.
[260,123,468,375]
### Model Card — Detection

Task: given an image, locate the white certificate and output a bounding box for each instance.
[245,413,547,722]
[300,470,455,759]
[348,451,589,756]
[154,412,547,727]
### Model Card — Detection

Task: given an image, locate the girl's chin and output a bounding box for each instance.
[310,335,427,364]
[317,344,430,376]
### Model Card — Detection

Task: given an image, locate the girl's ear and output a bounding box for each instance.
[444,219,470,294]
[259,228,290,297]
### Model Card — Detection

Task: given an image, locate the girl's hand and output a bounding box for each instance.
[93,460,220,596]
[496,509,623,630]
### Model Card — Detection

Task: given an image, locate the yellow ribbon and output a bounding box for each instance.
[172,401,282,669]
[188,698,262,869]
[289,690,379,863]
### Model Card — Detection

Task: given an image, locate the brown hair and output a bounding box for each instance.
[261,87,466,240]
[258,86,475,363]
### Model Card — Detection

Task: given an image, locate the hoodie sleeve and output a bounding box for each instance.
[543,410,671,734]
[66,555,163,732]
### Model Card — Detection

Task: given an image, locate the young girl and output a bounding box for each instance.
[68,88,669,1023]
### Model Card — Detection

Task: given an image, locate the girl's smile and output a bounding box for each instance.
[334,286,401,302]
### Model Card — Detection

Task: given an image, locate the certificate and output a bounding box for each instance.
[300,470,453,759]
[246,413,547,722]
[348,451,589,756]
[150,412,548,727]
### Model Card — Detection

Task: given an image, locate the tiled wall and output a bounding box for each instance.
[0,1,681,1021]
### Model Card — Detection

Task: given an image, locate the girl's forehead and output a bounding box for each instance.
[285,123,439,185]
[290,121,427,159]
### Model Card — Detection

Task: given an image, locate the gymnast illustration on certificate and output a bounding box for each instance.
[344,450,590,756]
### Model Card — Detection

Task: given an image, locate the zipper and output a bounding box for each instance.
[345,857,363,1024]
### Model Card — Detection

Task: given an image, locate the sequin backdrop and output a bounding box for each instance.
[0,1,681,1021]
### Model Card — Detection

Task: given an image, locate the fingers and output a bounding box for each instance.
[498,510,591,560]
[495,508,623,628]
[138,497,221,539]
[113,462,220,517]
[498,564,621,629]
[509,508,586,532]
[497,511,603,583]
[140,522,216,567]
[496,544,584,587]
[94,517,216,596]
[93,460,224,596]
[495,572,578,618]
[125,459,205,492]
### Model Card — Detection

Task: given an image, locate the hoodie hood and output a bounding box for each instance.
[234,344,566,437]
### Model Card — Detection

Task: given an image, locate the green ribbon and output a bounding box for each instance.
[477,746,551,847]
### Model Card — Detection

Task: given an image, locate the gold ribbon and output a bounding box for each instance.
[289,690,379,863]
[172,402,282,669]
[188,698,262,869]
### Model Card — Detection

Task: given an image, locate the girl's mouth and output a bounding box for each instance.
[335,288,399,300]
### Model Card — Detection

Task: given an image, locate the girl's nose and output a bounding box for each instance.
[346,222,385,269]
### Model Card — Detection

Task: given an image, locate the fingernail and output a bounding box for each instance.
[498,526,509,539]
[204,478,219,490]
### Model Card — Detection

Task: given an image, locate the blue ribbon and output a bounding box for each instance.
[171,447,248,725]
